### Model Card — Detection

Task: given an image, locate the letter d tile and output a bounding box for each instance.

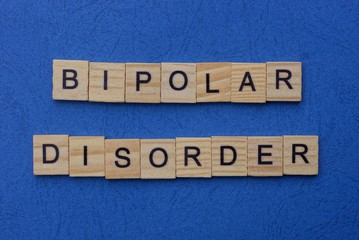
[33,135,69,175]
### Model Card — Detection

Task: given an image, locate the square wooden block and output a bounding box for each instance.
[69,136,105,177]
[161,63,196,103]
[267,62,302,101]
[125,63,161,103]
[283,136,318,175]
[33,135,69,175]
[231,63,266,103]
[176,138,211,178]
[52,60,89,101]
[141,139,176,179]
[211,136,247,176]
[89,62,125,102]
[247,137,283,176]
[105,139,141,179]
[197,63,231,102]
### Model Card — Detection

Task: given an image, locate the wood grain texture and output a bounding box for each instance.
[140,139,176,179]
[125,63,161,103]
[69,136,105,177]
[176,138,211,178]
[33,135,69,175]
[52,60,89,101]
[283,135,318,175]
[211,136,247,176]
[197,62,231,102]
[105,139,140,179]
[161,63,196,103]
[231,63,266,103]
[247,137,283,177]
[266,62,302,101]
[89,62,125,102]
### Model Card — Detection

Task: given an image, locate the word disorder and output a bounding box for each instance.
[33,135,318,179]
[52,60,302,103]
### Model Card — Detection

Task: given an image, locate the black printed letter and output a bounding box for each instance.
[292,144,309,164]
[169,71,188,91]
[103,70,108,90]
[62,69,78,89]
[149,148,168,168]
[115,148,131,168]
[206,73,219,93]
[239,72,256,91]
[220,146,237,166]
[42,144,59,164]
[136,71,151,91]
[83,146,88,166]
[258,145,273,165]
[184,146,201,166]
[276,69,293,89]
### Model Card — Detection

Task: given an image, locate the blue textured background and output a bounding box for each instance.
[1,1,358,239]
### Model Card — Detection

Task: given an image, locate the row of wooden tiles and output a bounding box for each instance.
[53,60,302,103]
[34,135,318,178]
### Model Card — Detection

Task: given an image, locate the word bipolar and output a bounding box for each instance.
[52,60,302,103]
[33,135,318,178]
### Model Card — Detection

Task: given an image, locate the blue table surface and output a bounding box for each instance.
[1,1,358,239]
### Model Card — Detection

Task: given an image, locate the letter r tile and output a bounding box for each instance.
[176,138,211,178]
[283,135,318,175]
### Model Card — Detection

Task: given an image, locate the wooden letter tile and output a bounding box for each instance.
[52,60,89,101]
[105,139,140,179]
[69,136,105,177]
[231,63,266,103]
[89,62,125,102]
[125,63,161,103]
[211,136,247,176]
[266,62,302,101]
[141,139,176,179]
[197,63,231,102]
[247,137,283,176]
[176,138,211,177]
[283,136,318,175]
[161,63,196,103]
[33,135,69,175]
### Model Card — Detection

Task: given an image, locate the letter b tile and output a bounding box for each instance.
[52,60,89,101]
